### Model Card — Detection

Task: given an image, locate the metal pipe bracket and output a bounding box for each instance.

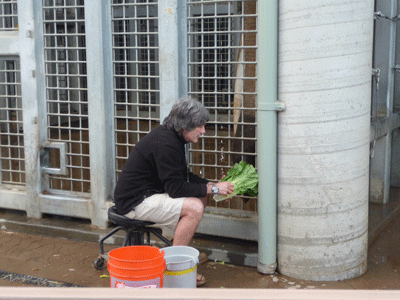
[258,101,286,112]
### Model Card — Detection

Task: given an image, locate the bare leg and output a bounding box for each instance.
[173,197,204,246]
[199,196,208,207]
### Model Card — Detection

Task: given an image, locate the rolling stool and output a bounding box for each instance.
[93,205,172,270]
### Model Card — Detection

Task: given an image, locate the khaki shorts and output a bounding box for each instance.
[124,193,185,233]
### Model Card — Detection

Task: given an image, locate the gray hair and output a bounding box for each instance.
[163,96,210,133]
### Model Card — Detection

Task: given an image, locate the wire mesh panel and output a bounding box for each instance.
[0,0,18,31]
[0,57,24,187]
[42,0,90,195]
[187,0,257,212]
[111,0,160,179]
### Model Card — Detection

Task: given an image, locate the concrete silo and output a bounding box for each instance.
[277,0,374,280]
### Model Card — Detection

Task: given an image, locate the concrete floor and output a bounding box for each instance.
[0,193,400,290]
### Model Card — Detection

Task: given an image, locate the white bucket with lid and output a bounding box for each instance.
[162,246,199,288]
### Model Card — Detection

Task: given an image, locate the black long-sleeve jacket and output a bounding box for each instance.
[113,125,209,215]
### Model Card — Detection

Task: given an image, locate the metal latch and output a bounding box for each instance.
[40,142,67,175]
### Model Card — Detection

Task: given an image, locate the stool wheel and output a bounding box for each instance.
[94,257,105,270]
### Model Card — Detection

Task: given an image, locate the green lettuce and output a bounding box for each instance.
[215,161,258,201]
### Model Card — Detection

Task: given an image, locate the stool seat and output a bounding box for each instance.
[94,205,172,270]
[108,206,155,228]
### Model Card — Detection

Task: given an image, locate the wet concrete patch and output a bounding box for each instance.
[0,270,82,287]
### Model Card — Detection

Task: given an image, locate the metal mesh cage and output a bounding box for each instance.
[42,0,90,194]
[0,0,18,31]
[112,0,160,179]
[0,57,25,186]
[187,0,257,211]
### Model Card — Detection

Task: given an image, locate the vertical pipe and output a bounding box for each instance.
[256,0,279,274]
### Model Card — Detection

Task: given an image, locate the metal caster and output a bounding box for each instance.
[94,257,105,270]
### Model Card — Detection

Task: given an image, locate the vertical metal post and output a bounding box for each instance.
[158,0,180,121]
[85,0,113,227]
[20,0,41,218]
[382,0,397,203]
[177,0,188,98]
[370,0,398,204]
[256,0,278,274]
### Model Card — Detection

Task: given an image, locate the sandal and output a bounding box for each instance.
[198,252,208,265]
[196,274,206,287]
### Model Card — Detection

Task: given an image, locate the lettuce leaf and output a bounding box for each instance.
[214,161,258,201]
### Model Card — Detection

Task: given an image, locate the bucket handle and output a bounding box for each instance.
[166,257,198,269]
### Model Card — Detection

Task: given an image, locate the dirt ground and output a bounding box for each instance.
[1,214,400,290]
[0,230,273,289]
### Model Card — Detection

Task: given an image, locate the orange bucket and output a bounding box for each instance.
[108,246,165,268]
[107,246,166,289]
[108,261,166,278]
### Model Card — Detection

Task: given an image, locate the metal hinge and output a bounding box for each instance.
[372,68,380,86]
[394,65,400,72]
[26,30,33,38]
[374,11,399,21]
[372,68,380,77]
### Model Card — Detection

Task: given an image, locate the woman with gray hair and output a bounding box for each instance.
[114,96,235,287]
[163,95,211,134]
